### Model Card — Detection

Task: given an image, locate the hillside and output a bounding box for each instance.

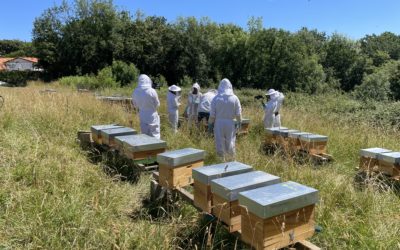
[0,84,399,249]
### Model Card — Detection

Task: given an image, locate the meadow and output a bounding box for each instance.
[0,83,399,249]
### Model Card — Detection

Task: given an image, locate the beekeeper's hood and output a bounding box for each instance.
[265,88,278,100]
[192,83,200,92]
[218,78,234,95]
[137,74,152,89]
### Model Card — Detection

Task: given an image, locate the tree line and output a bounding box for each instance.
[4,0,400,99]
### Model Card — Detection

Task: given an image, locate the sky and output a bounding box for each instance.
[1,0,400,41]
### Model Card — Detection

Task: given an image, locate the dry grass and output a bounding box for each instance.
[0,83,399,249]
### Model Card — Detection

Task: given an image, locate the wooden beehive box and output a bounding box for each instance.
[192,161,253,213]
[100,127,137,147]
[235,118,251,135]
[210,171,280,232]
[239,181,319,250]
[299,134,328,155]
[157,148,205,189]
[359,148,391,172]
[376,152,400,178]
[287,132,311,153]
[277,129,300,151]
[121,134,167,161]
[264,127,288,145]
[90,124,123,144]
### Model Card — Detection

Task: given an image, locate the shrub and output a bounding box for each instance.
[179,75,193,87]
[353,70,391,101]
[0,71,41,87]
[111,61,139,87]
[96,67,118,89]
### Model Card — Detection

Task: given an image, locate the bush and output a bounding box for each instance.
[58,75,97,89]
[0,71,41,87]
[111,61,139,87]
[353,70,391,101]
[96,67,118,89]
[179,75,193,87]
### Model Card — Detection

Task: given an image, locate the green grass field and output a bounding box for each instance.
[0,83,399,249]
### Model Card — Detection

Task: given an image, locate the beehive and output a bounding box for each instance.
[287,132,312,152]
[121,134,167,161]
[299,134,328,154]
[100,127,137,147]
[192,161,253,213]
[359,148,392,172]
[376,152,400,178]
[264,127,288,145]
[277,129,300,151]
[157,148,205,189]
[236,118,251,135]
[239,181,319,250]
[210,171,280,232]
[90,124,122,144]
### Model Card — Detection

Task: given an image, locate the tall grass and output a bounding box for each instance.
[0,84,399,249]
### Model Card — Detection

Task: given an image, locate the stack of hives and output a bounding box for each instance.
[264,127,329,157]
[90,124,167,163]
[359,147,400,180]
[153,154,320,250]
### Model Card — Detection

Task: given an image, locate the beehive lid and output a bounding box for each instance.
[265,127,289,135]
[157,148,205,167]
[287,132,311,138]
[90,124,123,135]
[115,135,136,147]
[210,171,280,201]
[279,129,300,137]
[101,127,137,139]
[299,134,328,142]
[377,151,400,163]
[238,181,319,219]
[192,161,253,185]
[122,134,167,152]
[234,118,250,125]
[360,148,392,158]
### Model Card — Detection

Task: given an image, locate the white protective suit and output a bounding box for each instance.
[263,89,278,128]
[187,83,202,127]
[273,92,285,127]
[132,74,161,139]
[210,79,242,161]
[167,90,181,133]
[198,90,217,113]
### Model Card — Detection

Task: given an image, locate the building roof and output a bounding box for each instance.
[0,57,39,70]
[0,58,13,70]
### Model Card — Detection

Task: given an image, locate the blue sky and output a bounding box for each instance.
[1,0,400,41]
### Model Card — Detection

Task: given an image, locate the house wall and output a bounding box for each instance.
[5,58,34,71]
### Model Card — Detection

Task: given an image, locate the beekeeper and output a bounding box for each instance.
[209,79,242,161]
[262,89,278,128]
[187,83,202,127]
[132,74,161,139]
[198,89,217,123]
[167,85,181,133]
[273,91,285,127]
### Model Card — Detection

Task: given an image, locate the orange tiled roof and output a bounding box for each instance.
[0,57,39,70]
[0,58,13,70]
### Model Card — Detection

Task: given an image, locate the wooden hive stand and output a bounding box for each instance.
[158,148,205,189]
[298,134,333,163]
[239,181,319,250]
[192,162,253,213]
[210,171,281,232]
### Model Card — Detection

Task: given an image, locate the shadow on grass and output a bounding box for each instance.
[83,145,143,184]
[354,171,400,195]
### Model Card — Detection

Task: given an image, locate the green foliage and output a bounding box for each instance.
[353,71,391,101]
[0,71,41,87]
[31,1,400,95]
[111,60,139,87]
[178,75,193,87]
[96,66,118,89]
